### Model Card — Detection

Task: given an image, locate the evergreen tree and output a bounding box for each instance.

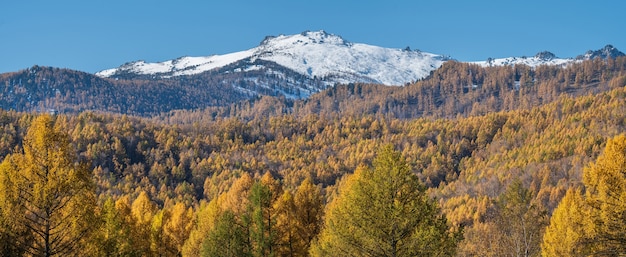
[310,144,461,257]
[202,210,249,257]
[249,181,276,257]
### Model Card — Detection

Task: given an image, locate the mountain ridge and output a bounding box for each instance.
[1,54,624,117]
[471,45,624,67]
[1,31,624,116]
[96,31,623,92]
[96,30,448,88]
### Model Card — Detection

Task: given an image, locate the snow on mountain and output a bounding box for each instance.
[471,45,625,68]
[472,51,573,67]
[576,44,625,60]
[251,31,446,85]
[96,49,256,78]
[96,31,623,101]
[96,31,448,86]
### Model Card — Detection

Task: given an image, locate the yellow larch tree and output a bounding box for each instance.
[130,190,157,255]
[542,134,626,256]
[163,202,195,256]
[580,134,626,255]
[274,177,324,256]
[541,188,586,257]
[0,115,97,257]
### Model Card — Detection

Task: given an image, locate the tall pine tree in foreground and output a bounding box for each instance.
[0,115,97,257]
[310,144,461,257]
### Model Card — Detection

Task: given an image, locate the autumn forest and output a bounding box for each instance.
[1,56,626,256]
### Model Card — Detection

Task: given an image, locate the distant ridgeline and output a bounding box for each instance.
[1,55,625,119]
[2,31,622,118]
[162,56,626,122]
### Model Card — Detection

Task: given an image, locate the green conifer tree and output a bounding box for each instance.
[310,144,461,257]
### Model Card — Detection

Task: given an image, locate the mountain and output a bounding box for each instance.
[472,45,625,67]
[96,30,449,94]
[0,31,623,116]
[472,51,572,67]
[97,31,623,99]
[576,44,625,60]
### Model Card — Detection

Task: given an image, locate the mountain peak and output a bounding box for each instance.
[474,45,623,68]
[97,31,445,88]
[259,30,349,48]
[299,30,344,42]
[577,44,625,60]
[534,51,556,60]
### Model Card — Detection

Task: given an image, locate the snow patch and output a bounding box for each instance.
[472,55,576,68]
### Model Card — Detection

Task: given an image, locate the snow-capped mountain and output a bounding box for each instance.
[472,45,625,67]
[96,32,623,100]
[472,51,573,67]
[1,39,623,116]
[576,44,625,60]
[97,31,448,87]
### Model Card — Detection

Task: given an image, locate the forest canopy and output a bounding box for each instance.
[0,57,624,256]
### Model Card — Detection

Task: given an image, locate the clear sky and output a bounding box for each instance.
[1,0,624,74]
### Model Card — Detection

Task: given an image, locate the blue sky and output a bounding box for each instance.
[1,0,624,74]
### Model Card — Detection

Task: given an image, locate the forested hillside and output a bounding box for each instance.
[0,77,626,255]
[0,66,250,115]
[160,57,626,122]
[0,56,625,256]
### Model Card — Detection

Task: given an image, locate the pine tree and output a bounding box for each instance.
[249,181,276,257]
[201,209,249,257]
[310,144,461,257]
[0,115,97,257]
